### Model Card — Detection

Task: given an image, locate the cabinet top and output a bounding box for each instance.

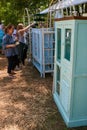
[55,16,87,21]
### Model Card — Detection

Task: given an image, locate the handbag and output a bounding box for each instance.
[15,41,20,45]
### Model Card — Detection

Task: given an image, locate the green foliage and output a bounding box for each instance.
[0,0,51,26]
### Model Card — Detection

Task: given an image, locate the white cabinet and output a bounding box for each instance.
[32,28,55,77]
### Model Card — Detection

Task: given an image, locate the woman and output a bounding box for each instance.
[3,24,18,78]
[17,22,35,67]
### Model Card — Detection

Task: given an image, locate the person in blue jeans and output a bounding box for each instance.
[17,22,35,67]
[3,24,18,78]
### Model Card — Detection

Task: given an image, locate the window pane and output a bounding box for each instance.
[56,66,60,95]
[64,29,71,61]
[57,28,61,62]
[57,66,60,82]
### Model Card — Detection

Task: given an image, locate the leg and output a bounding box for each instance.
[7,56,14,74]
[19,43,25,65]
[22,44,28,65]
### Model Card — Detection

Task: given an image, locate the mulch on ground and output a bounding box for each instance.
[0,54,87,130]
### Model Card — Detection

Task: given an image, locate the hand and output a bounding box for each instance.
[11,44,16,48]
[30,22,36,26]
[15,37,18,41]
[30,22,38,27]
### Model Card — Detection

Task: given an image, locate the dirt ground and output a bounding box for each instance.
[0,54,87,130]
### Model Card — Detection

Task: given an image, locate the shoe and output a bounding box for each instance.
[15,67,21,71]
[8,74,16,79]
[11,71,16,75]
[22,65,26,69]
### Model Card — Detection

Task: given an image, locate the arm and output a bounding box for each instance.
[6,44,16,48]
[18,22,35,33]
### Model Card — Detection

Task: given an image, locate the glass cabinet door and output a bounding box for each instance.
[64,29,71,61]
[56,66,61,95]
[57,28,61,62]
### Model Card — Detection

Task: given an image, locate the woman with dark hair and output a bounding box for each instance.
[3,24,18,78]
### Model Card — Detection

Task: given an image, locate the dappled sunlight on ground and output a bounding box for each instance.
[0,55,57,130]
[0,55,87,130]
[2,125,21,130]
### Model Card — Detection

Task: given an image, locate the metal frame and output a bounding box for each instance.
[23,8,32,61]
[32,28,55,77]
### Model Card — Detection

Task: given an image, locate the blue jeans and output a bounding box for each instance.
[7,56,16,74]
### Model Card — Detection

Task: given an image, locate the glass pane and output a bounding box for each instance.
[56,66,60,95]
[57,66,60,82]
[56,82,60,95]
[64,29,71,61]
[57,28,61,62]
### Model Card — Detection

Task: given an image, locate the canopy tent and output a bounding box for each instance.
[40,0,87,14]
[40,8,49,14]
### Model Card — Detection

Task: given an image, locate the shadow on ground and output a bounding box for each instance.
[0,55,87,130]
